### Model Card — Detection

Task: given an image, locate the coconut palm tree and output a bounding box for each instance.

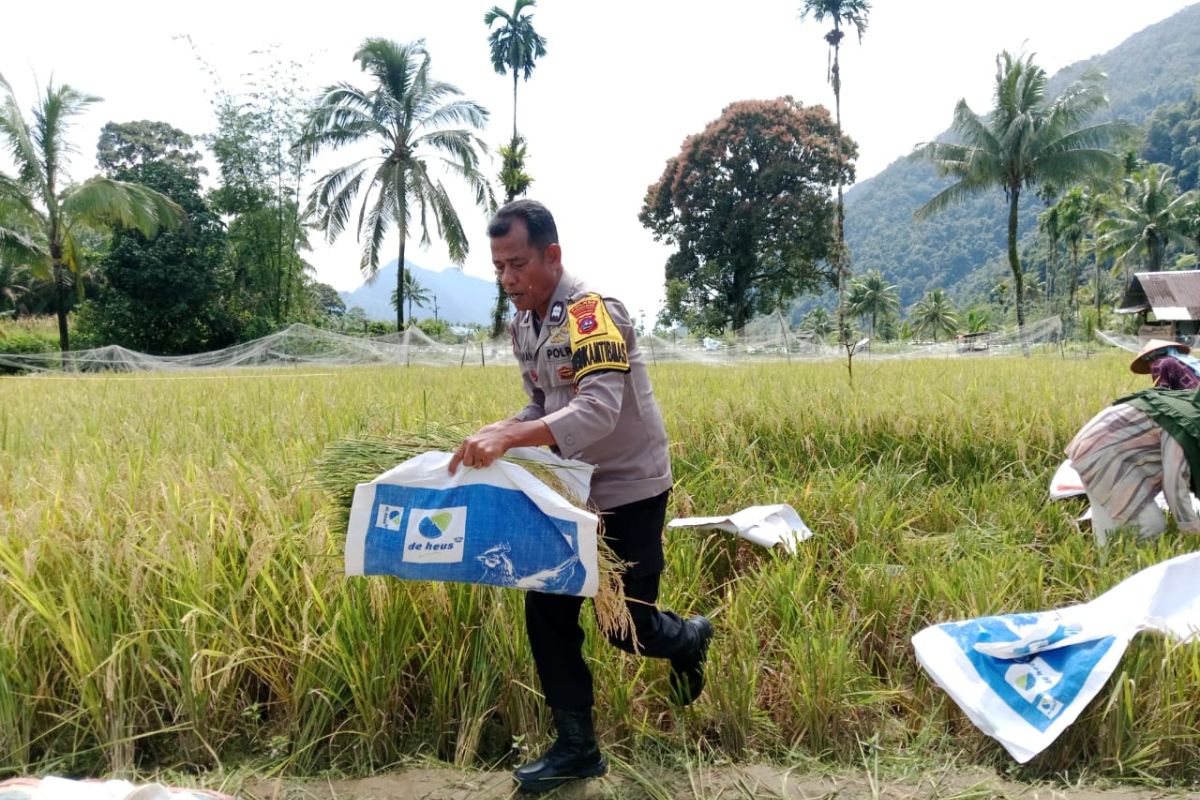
[485,1,546,337]
[1098,165,1197,275]
[912,52,1125,338]
[911,289,958,342]
[299,39,494,332]
[799,0,870,352]
[485,0,548,144]
[391,270,433,323]
[800,306,834,339]
[845,269,898,341]
[0,73,183,352]
[1049,186,1093,313]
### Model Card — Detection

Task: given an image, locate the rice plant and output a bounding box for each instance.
[0,355,1197,784]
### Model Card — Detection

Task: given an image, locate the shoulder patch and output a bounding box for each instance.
[567,293,630,381]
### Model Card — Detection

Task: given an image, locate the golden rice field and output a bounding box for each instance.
[1,353,1198,785]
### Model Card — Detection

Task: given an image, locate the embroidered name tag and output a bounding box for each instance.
[567,294,629,381]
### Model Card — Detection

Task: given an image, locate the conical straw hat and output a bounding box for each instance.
[1131,338,1190,374]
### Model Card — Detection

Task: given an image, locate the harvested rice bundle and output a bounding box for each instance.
[312,427,634,641]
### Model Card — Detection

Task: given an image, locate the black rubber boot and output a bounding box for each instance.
[513,707,607,794]
[669,615,714,706]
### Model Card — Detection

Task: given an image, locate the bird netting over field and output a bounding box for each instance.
[0,315,1085,374]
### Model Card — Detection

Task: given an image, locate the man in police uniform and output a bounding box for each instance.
[449,199,713,794]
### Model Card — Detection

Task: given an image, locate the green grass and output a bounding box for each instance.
[0,355,1197,783]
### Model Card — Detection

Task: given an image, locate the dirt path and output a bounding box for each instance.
[243,765,1196,800]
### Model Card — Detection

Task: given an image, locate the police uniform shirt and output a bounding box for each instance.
[509,270,673,513]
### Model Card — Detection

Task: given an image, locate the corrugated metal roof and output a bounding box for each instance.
[1136,271,1200,320]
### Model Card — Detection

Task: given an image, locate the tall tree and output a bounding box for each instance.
[1037,204,1061,305]
[201,51,314,330]
[299,39,493,331]
[845,268,898,341]
[485,0,548,144]
[641,97,854,333]
[1098,164,1197,274]
[913,52,1125,340]
[0,73,182,352]
[391,270,432,322]
[798,0,870,355]
[485,0,547,337]
[83,122,235,354]
[1049,186,1092,313]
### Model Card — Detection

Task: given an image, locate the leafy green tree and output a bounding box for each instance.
[845,268,898,341]
[84,122,234,354]
[913,52,1125,335]
[0,73,182,352]
[310,282,346,320]
[641,97,854,332]
[485,0,546,336]
[1098,164,1197,274]
[911,288,958,341]
[798,0,870,349]
[1143,89,1200,193]
[97,120,205,178]
[299,39,493,332]
[485,0,547,144]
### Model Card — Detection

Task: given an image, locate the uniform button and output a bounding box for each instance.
[565,435,575,446]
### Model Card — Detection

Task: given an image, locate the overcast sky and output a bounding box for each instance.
[2,0,1196,321]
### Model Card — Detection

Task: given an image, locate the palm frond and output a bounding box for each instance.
[309,159,372,241]
[416,98,489,133]
[61,177,183,237]
[358,176,396,278]
[914,179,988,220]
[0,75,45,193]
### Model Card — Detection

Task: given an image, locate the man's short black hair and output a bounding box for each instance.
[487,199,559,250]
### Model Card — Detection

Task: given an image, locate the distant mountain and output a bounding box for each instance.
[842,3,1200,309]
[339,261,497,325]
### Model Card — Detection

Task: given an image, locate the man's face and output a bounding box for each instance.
[491,219,562,318]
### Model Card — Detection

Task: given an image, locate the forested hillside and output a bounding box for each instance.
[842,3,1200,309]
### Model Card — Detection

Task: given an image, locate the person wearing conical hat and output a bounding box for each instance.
[1131,338,1200,390]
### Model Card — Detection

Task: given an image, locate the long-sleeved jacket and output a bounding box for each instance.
[510,270,672,510]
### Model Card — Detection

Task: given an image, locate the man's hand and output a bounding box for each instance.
[448,426,513,474]
[448,419,556,474]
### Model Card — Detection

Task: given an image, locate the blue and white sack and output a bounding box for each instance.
[345,448,600,597]
[912,551,1200,763]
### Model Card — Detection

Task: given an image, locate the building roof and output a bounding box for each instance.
[1116,271,1200,320]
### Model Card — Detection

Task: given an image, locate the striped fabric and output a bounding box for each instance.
[1066,403,1200,533]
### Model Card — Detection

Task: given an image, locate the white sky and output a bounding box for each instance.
[2,0,1196,321]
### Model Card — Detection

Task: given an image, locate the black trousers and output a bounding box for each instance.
[524,490,694,710]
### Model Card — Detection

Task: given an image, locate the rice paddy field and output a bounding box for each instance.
[1,353,1199,790]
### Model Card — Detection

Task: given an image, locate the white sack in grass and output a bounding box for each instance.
[345,448,600,597]
[667,504,813,553]
[911,551,1200,763]
[1048,459,1086,500]
[0,777,234,800]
